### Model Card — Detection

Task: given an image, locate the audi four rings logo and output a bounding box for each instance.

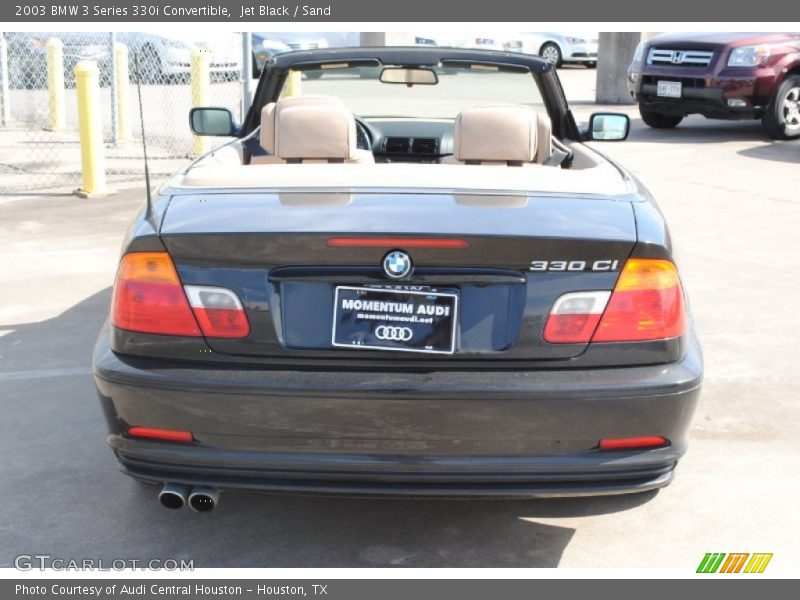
[382,251,412,279]
[374,325,414,341]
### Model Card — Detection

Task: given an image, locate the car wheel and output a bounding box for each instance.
[540,43,562,67]
[762,75,800,140]
[639,106,683,129]
[586,61,597,69]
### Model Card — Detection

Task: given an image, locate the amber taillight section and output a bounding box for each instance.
[111,252,201,337]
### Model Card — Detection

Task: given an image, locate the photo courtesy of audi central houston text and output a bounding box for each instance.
[90,45,703,511]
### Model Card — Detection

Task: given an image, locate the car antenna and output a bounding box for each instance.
[134,51,152,217]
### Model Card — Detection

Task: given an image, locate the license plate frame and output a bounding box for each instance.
[657,80,683,98]
[331,286,459,355]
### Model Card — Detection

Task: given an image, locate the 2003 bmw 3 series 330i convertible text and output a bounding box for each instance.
[92,47,702,511]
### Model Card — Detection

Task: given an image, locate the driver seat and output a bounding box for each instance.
[251,95,374,165]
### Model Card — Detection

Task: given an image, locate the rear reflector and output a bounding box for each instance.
[599,436,668,450]
[128,426,193,443]
[184,285,250,338]
[543,291,611,344]
[593,259,686,342]
[327,237,468,249]
[111,252,201,337]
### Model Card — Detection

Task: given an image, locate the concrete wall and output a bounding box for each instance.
[596,32,642,104]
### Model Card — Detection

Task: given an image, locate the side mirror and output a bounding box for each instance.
[588,113,630,141]
[189,107,237,136]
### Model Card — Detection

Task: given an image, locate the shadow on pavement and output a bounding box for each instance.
[0,288,660,568]
[738,141,800,163]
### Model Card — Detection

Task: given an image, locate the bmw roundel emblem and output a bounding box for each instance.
[382,250,413,279]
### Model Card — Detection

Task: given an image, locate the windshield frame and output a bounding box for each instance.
[243,46,576,142]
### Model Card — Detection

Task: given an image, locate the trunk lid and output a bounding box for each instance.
[160,191,637,364]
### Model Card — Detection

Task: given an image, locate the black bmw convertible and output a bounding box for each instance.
[93,46,702,511]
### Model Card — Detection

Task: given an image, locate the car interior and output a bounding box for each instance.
[182,64,622,190]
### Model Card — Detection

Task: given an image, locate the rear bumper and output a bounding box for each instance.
[93,329,703,498]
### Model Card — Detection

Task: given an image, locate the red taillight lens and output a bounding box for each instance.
[128,426,193,443]
[111,252,201,337]
[598,436,668,450]
[592,259,686,342]
[543,291,611,344]
[184,285,250,338]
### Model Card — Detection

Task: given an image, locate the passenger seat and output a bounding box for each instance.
[251,95,374,165]
[443,105,553,166]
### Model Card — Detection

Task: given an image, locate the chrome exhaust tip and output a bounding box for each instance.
[188,487,219,513]
[158,483,190,510]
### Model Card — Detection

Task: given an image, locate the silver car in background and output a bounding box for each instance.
[118,32,241,82]
[250,32,338,78]
[505,32,599,68]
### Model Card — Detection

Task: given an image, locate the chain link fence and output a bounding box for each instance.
[0,31,245,194]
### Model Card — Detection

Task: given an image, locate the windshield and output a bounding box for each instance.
[282,64,546,119]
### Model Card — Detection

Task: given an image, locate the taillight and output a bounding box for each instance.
[327,237,468,249]
[111,252,201,336]
[544,259,686,344]
[184,285,250,338]
[593,259,686,342]
[543,291,610,344]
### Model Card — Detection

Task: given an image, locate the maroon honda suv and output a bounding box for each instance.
[628,32,800,139]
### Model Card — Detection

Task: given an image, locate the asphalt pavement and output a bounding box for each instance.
[1,67,799,569]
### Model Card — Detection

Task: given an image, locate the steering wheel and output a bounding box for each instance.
[355,119,372,152]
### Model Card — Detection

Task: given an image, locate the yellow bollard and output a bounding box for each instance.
[282,70,302,98]
[190,48,212,156]
[114,43,132,142]
[73,61,114,198]
[46,38,65,131]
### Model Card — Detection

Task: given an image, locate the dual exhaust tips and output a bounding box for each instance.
[158,484,219,512]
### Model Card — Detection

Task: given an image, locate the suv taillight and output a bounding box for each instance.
[544,258,686,344]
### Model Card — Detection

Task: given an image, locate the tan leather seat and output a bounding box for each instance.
[251,95,374,165]
[443,105,553,166]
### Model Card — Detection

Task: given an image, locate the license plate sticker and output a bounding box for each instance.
[657,80,682,98]
[332,286,458,354]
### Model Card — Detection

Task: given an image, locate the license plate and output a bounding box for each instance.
[657,80,682,98]
[332,286,458,354]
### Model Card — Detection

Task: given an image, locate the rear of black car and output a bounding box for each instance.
[93,188,702,502]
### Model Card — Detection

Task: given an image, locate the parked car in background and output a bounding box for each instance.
[439,36,506,51]
[628,32,800,139]
[4,32,113,88]
[118,32,241,83]
[250,32,330,78]
[505,33,599,68]
[413,36,438,47]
